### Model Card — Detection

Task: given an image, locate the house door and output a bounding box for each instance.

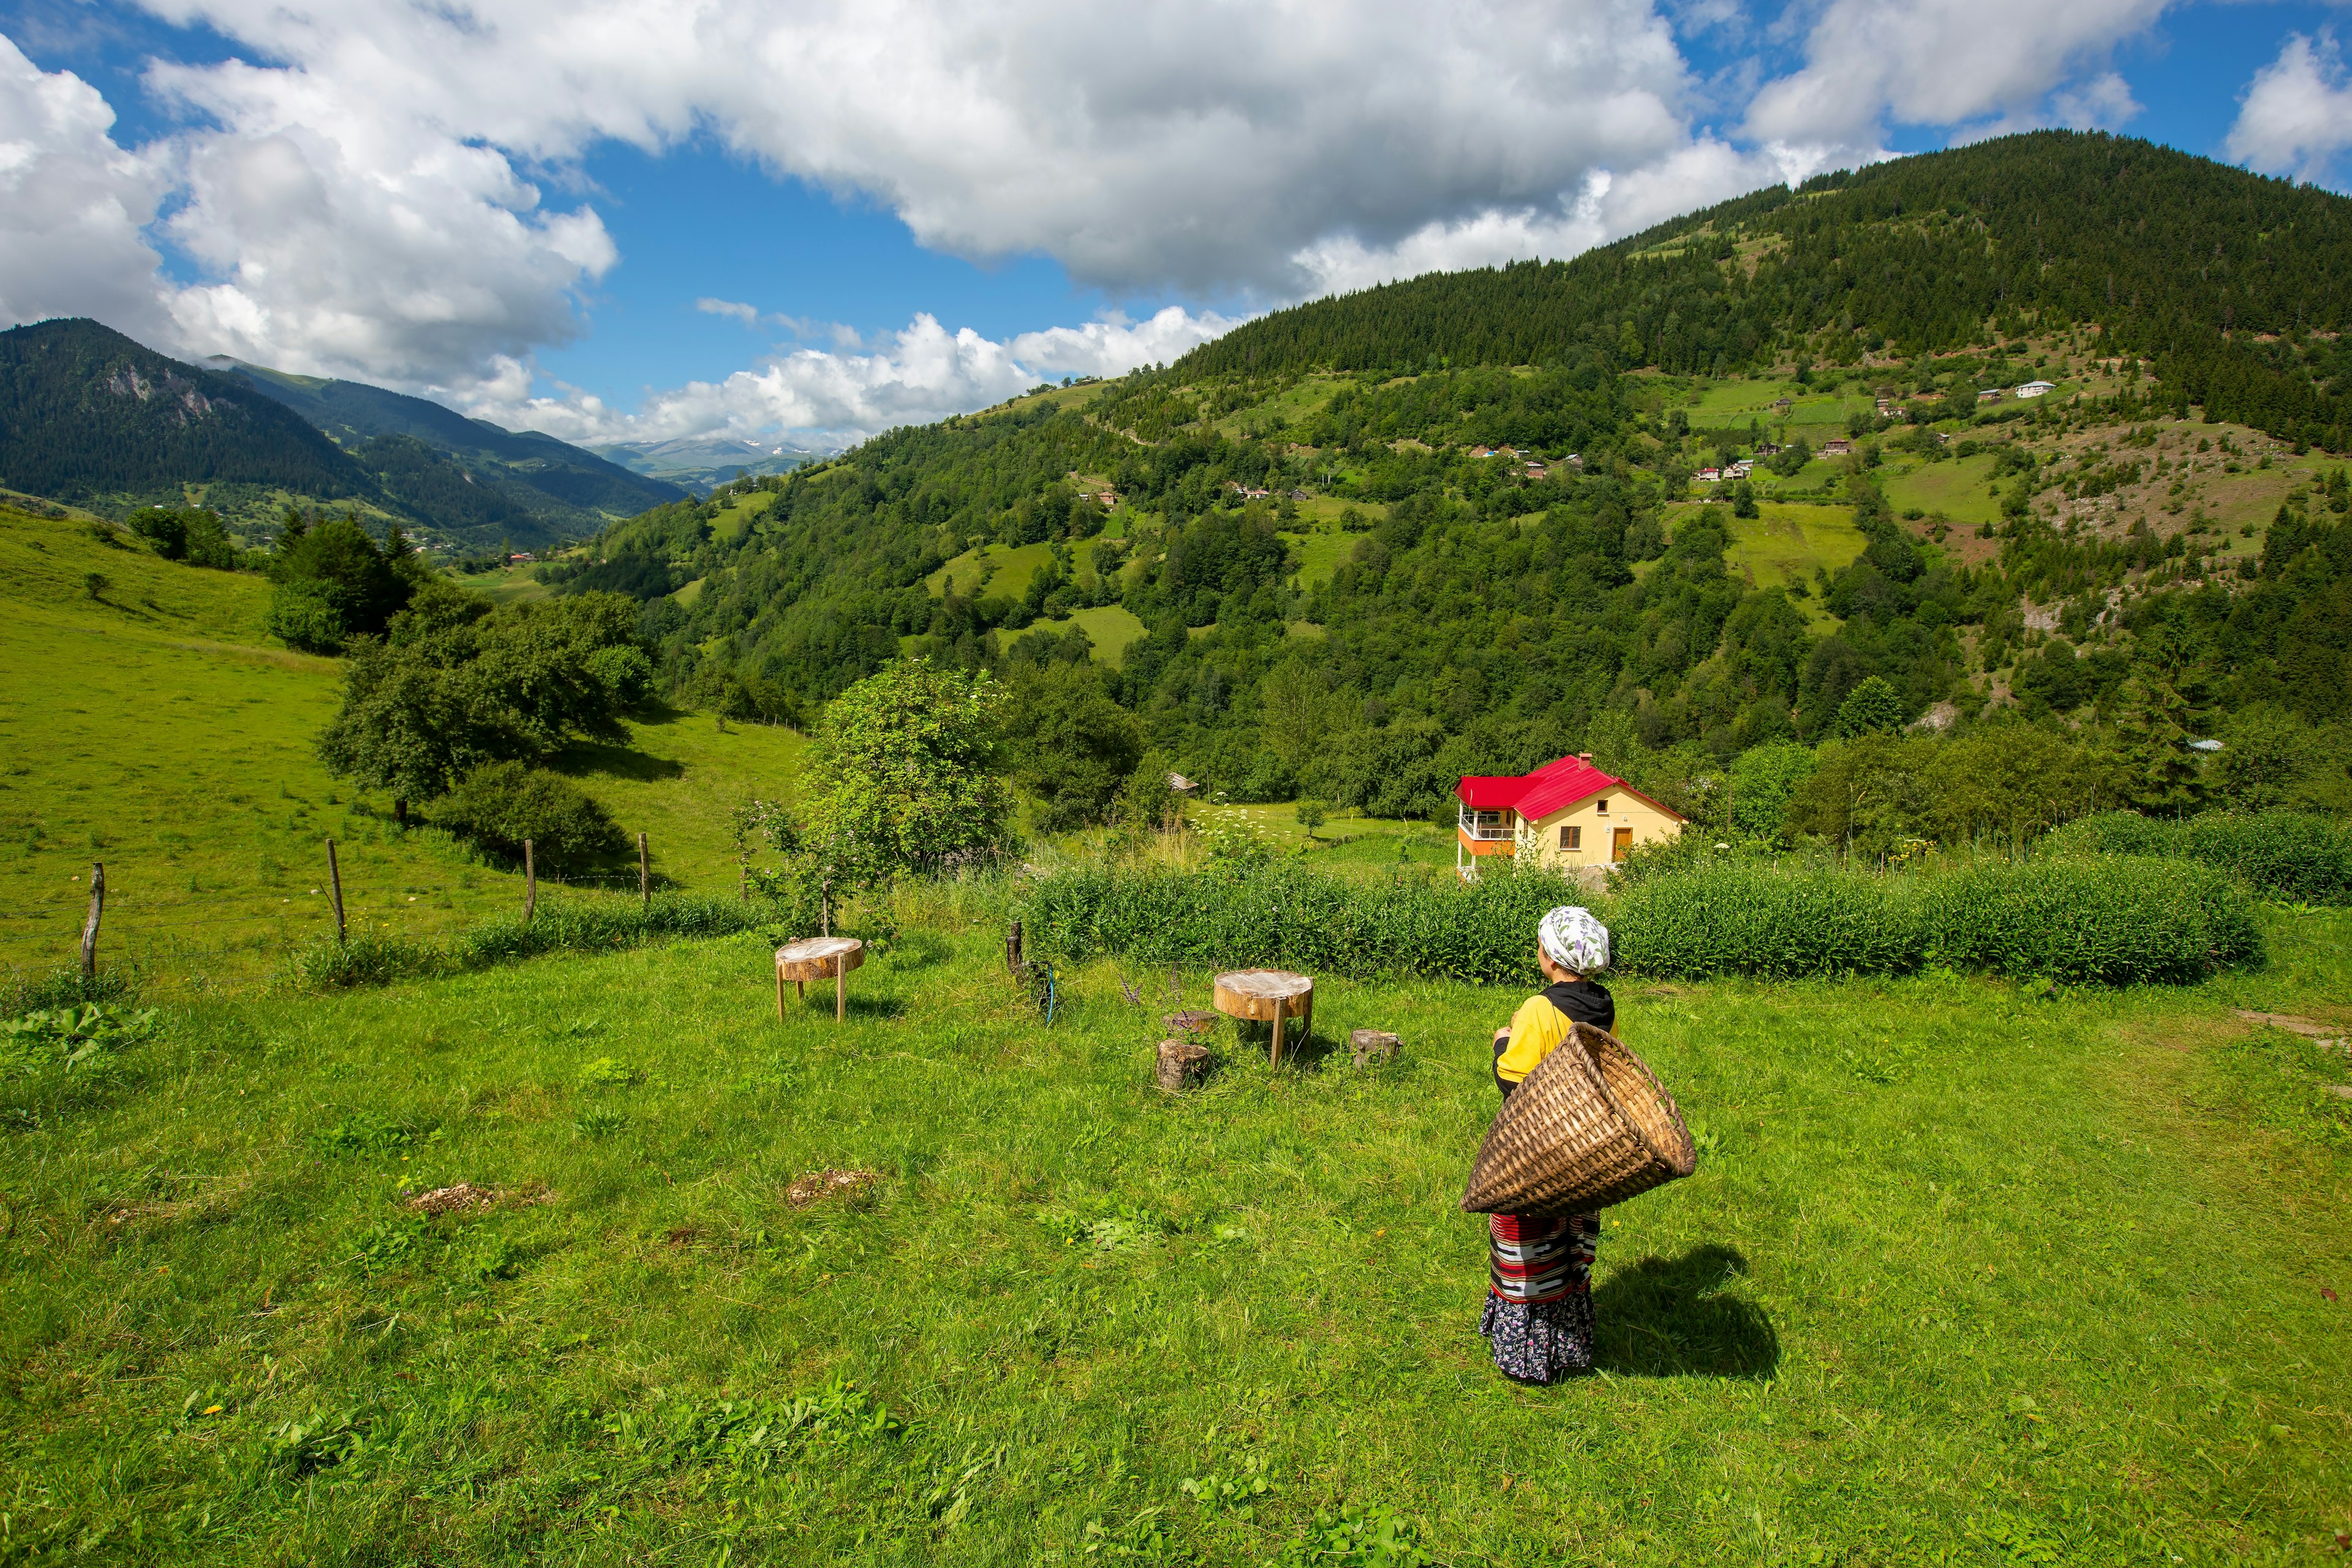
[1611,827,1633,862]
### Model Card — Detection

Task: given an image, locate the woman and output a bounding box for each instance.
[1479,905,1615,1383]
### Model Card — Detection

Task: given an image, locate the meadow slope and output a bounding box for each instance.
[0,508,802,992]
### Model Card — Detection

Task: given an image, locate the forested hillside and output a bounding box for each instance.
[1187,130,2352,449]
[0,318,369,517]
[218,361,685,524]
[552,132,2350,832]
[0,320,676,552]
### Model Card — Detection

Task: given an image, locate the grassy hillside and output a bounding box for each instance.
[0,507,801,992]
[1,899,2342,1561]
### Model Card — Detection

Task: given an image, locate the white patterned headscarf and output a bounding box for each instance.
[1539,906,1610,974]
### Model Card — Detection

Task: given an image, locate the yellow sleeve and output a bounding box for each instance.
[1495,995,1571,1086]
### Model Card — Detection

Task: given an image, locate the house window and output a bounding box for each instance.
[1560,825,1581,851]
[1595,798,1610,814]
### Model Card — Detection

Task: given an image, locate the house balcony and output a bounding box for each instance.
[1457,806,1517,858]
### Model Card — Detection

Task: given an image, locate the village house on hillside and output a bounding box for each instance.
[2015,380,2056,398]
[1820,437,1853,457]
[1455,754,1686,881]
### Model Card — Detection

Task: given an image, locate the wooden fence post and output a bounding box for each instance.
[1005,919,1023,976]
[524,839,537,924]
[80,862,104,979]
[325,838,347,944]
[638,832,649,908]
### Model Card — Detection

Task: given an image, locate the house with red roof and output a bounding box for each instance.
[1455,753,1687,878]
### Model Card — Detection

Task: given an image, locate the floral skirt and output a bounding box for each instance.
[1479,1213,1599,1383]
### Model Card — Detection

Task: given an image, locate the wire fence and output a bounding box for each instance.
[0,832,741,992]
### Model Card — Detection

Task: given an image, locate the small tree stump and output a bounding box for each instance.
[1163,1009,1219,1039]
[1212,970,1313,1065]
[777,937,865,1022]
[1349,1029,1400,1067]
[1156,1038,1213,1092]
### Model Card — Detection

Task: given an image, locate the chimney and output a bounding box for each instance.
[1577,752,1593,764]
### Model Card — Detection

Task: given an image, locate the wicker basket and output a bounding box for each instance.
[1461,1023,1696,1216]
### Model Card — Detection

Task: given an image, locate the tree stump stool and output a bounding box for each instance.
[1212,970,1314,1066]
[1349,1029,1400,1067]
[1156,1038,1213,1092]
[777,936,864,1022]
[1163,1009,1219,1040]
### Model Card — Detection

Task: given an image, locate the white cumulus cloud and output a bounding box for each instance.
[446,306,1238,447]
[2226,32,2352,184]
[1744,0,2166,159]
[0,35,172,337]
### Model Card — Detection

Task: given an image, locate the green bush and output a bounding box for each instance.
[429,762,624,869]
[1023,861,1568,984]
[1610,864,1926,978]
[1924,857,2262,984]
[2046,810,2352,902]
[294,892,782,989]
[263,580,345,653]
[587,644,656,710]
[1022,856,2264,988]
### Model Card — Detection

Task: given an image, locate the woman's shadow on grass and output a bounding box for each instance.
[1591,1244,1779,1379]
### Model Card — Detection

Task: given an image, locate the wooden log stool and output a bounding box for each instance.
[777,936,864,1022]
[1212,969,1314,1066]
[1349,1029,1400,1067]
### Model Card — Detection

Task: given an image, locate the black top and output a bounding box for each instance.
[1494,978,1616,1098]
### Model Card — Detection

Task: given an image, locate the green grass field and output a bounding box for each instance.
[1019,605,1150,667]
[0,507,801,993]
[927,543,1059,601]
[1660,503,1864,624]
[2,892,2343,1564]
[453,562,559,606]
[1684,380,1877,431]
[1879,456,2007,526]
[1280,525,1358,590]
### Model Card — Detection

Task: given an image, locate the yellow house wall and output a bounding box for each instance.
[1522,791,1683,870]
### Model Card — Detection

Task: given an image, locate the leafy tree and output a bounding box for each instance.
[1834,676,1909,737]
[1725,742,1818,842]
[267,510,420,650]
[797,659,1012,889]
[315,587,651,818]
[1008,664,1143,831]
[1294,797,1329,837]
[315,639,508,822]
[129,506,237,569]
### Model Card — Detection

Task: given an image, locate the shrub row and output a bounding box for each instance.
[2044,810,2352,903]
[1020,856,2264,988]
[295,892,782,989]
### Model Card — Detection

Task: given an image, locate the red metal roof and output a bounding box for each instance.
[1455,756,1689,823]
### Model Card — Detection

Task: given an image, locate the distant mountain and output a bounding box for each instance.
[0,318,374,519]
[592,433,827,492]
[213,361,686,521]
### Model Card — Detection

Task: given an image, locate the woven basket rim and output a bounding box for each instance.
[1581,1025,1695,1177]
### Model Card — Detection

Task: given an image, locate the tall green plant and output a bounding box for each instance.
[798,660,1013,892]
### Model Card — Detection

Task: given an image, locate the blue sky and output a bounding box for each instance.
[5,1,2352,445]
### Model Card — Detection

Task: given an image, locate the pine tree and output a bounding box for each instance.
[2111,676,2202,814]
